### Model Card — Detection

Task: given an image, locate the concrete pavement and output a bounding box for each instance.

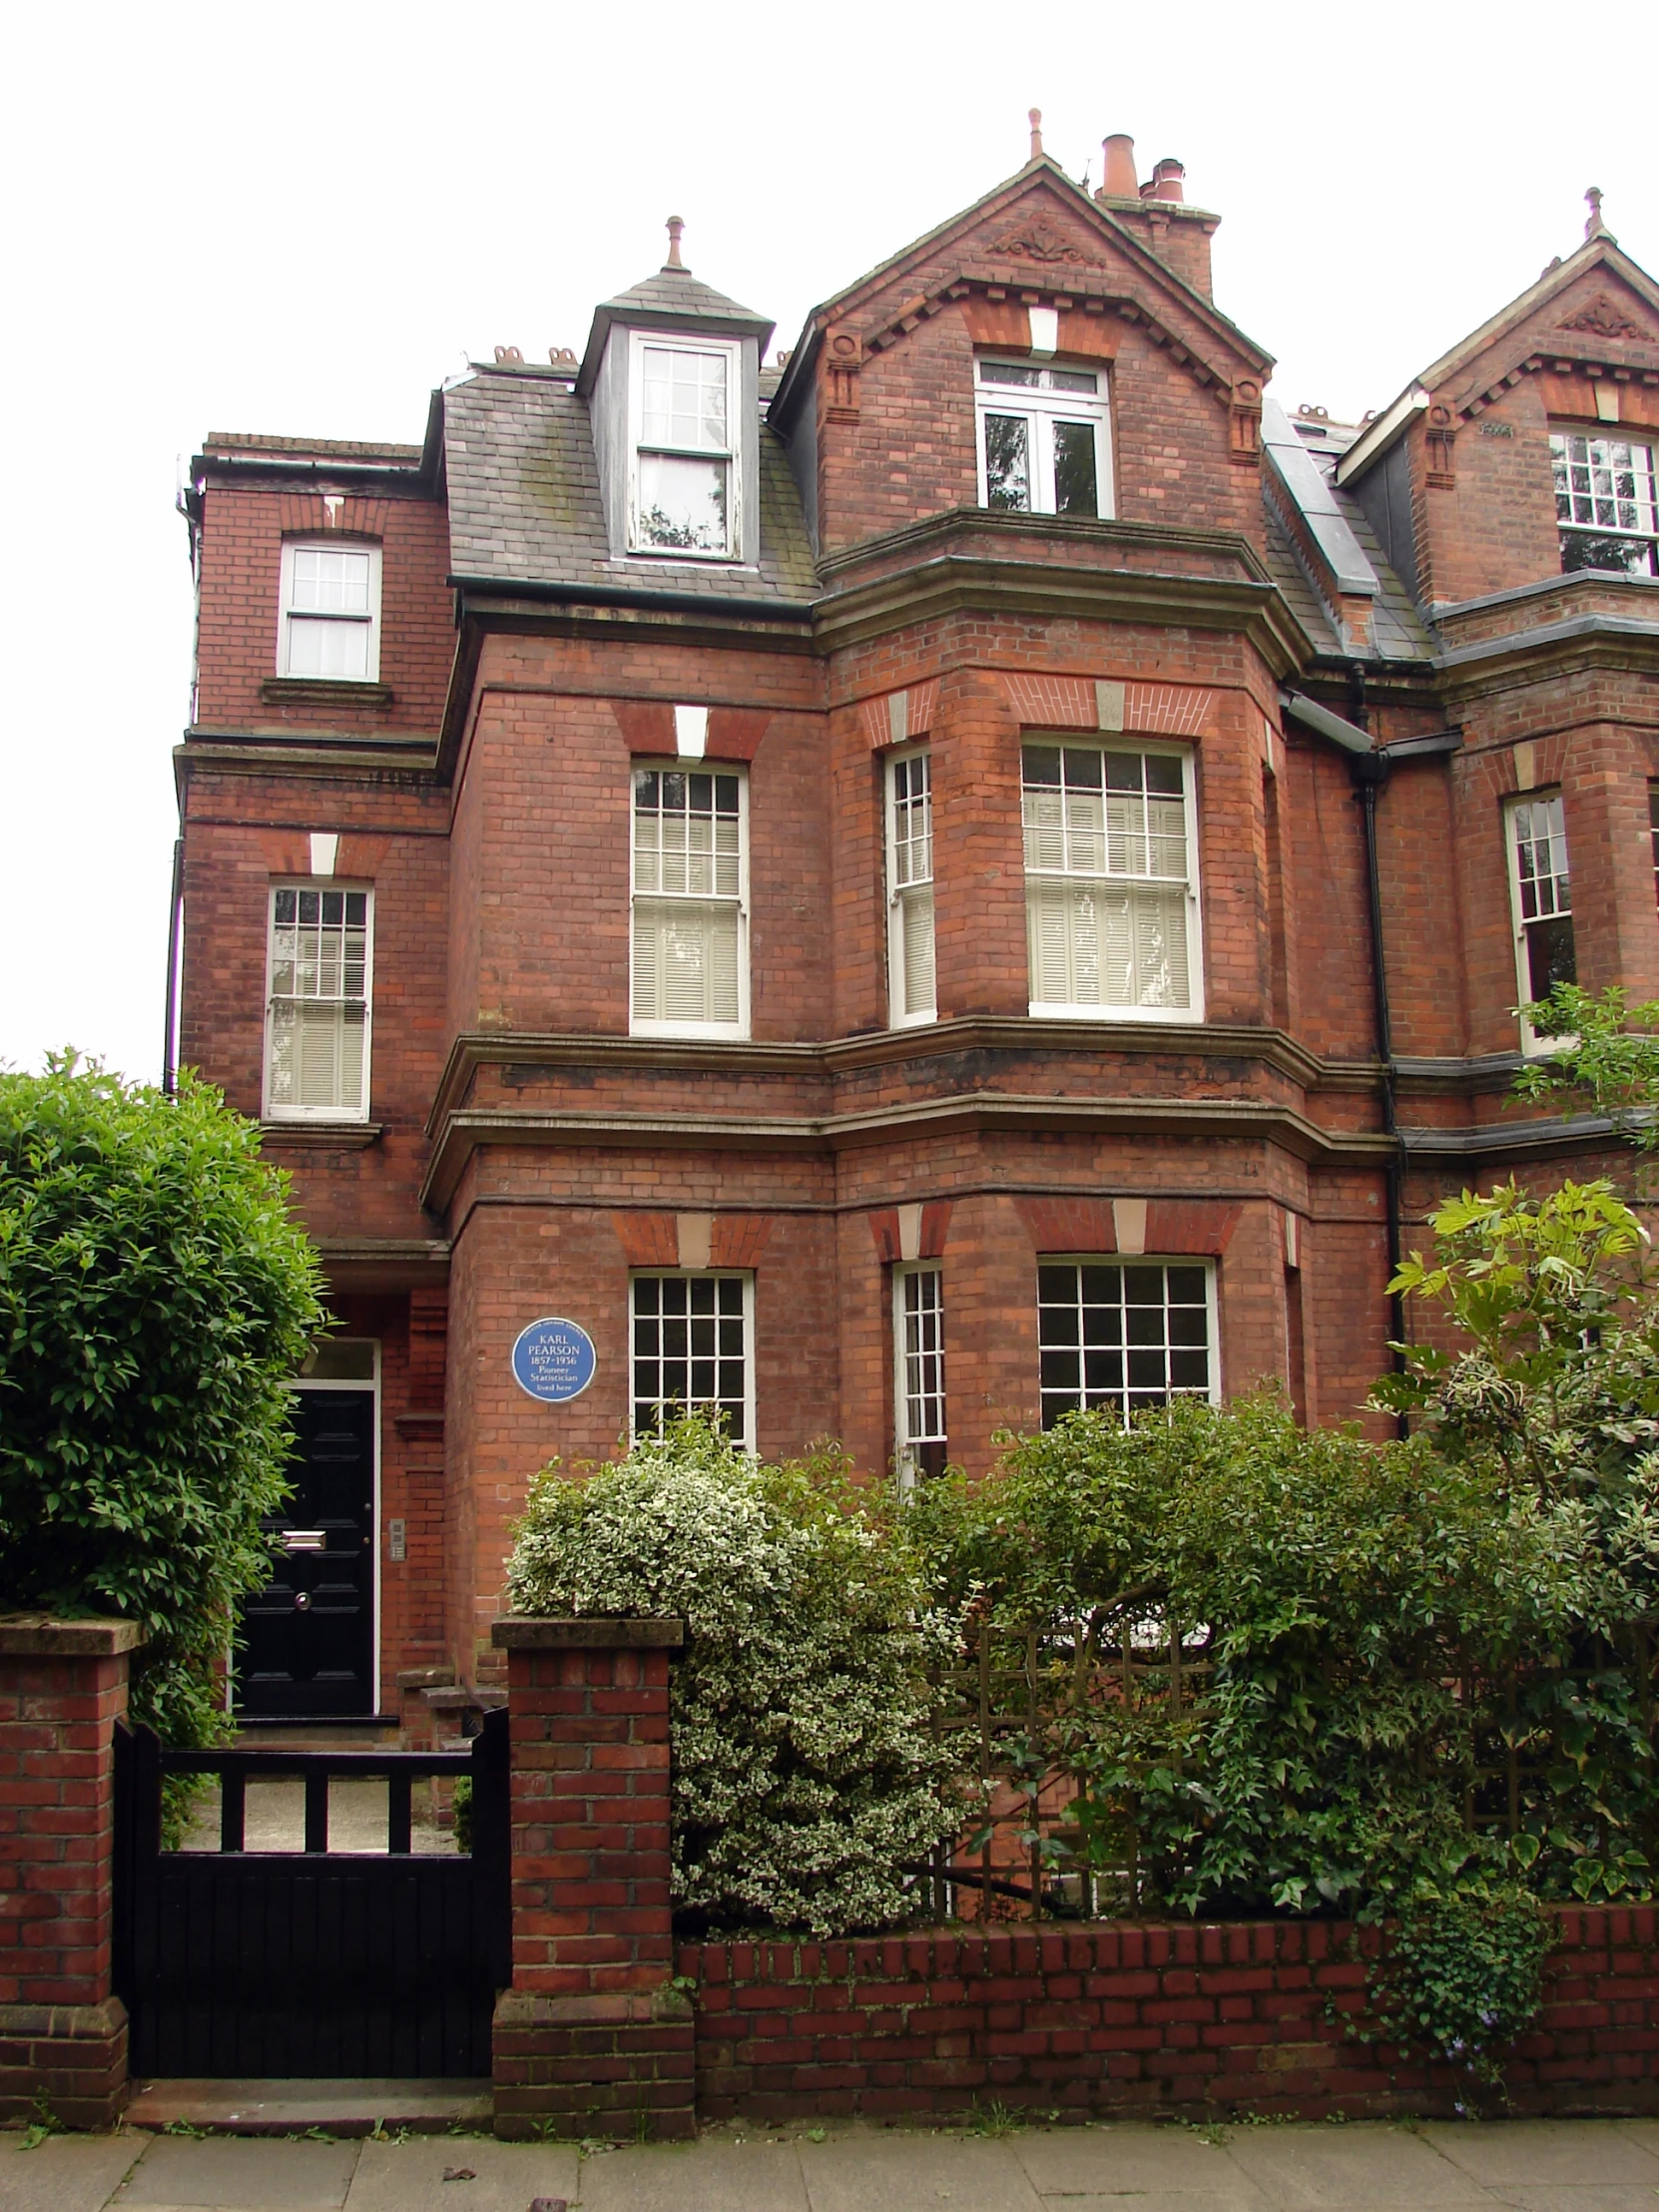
[5,2113,1659,2211]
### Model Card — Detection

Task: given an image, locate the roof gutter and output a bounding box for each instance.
[447,574,815,626]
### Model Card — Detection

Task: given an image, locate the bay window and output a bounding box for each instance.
[1037,1261,1215,1429]
[893,1264,946,1484]
[1506,792,1576,1049]
[1551,431,1659,577]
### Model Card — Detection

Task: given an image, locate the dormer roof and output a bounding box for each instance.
[575,266,775,395]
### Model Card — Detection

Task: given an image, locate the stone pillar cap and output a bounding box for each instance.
[491,1616,684,1650]
[0,1614,147,1656]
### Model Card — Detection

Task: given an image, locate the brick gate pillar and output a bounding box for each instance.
[0,1615,144,2127]
[489,1617,692,2140]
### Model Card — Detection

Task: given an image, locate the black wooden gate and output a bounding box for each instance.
[113,1710,509,2078]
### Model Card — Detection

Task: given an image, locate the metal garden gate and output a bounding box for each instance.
[112,1709,510,2078]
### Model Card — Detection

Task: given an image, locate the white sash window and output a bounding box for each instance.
[631,336,740,558]
[631,768,748,1036]
[1506,793,1576,1053]
[278,543,380,681]
[1022,744,1202,1020]
[265,887,372,1120]
[886,751,935,1026]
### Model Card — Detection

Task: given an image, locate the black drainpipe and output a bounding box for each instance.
[1342,668,1407,1392]
[161,837,184,1099]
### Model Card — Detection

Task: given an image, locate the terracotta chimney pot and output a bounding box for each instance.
[1101,134,1138,199]
[1151,158,1186,204]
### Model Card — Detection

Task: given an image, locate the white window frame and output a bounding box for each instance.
[276,541,382,681]
[885,746,936,1028]
[628,1271,756,1450]
[1036,1256,1220,1430]
[1504,792,1577,1057]
[628,331,743,562]
[263,880,375,1123]
[892,1262,946,1490]
[975,357,1114,519]
[629,762,750,1039]
[1022,738,1204,1023]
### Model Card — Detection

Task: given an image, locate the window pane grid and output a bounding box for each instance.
[1037,1262,1211,1428]
[289,548,372,613]
[890,755,932,887]
[1511,796,1571,921]
[1552,434,1659,533]
[900,1268,946,1446]
[641,346,729,453]
[632,1274,748,1444]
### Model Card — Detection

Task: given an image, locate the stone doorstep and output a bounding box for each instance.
[123,2076,494,2135]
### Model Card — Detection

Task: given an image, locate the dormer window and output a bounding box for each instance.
[631,334,739,558]
[976,359,1112,519]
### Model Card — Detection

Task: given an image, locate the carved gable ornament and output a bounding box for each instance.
[989,217,1100,267]
[1557,293,1645,340]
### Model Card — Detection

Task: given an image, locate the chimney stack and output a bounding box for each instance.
[1100,134,1139,199]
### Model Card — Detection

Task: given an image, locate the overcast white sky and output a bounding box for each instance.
[5,0,1655,1087]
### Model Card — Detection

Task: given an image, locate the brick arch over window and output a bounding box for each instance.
[1013,1195,1242,1257]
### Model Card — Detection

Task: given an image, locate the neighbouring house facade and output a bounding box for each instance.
[172,130,1659,1734]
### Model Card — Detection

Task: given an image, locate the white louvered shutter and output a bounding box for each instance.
[900,886,935,1018]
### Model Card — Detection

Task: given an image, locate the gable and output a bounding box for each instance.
[771,163,1272,441]
[1429,249,1659,425]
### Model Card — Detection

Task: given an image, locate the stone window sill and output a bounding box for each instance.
[260,1121,384,1151]
[261,678,395,710]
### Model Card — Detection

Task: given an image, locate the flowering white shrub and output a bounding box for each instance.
[506,1417,958,1936]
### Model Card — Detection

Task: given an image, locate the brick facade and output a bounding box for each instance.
[681,1909,1659,2123]
[172,144,1659,1719]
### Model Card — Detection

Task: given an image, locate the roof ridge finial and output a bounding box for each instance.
[664,215,686,272]
[1585,186,1609,241]
[1028,108,1044,163]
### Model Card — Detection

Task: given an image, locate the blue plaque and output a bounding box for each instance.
[511,1317,597,1403]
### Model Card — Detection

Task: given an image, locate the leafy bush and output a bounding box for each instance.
[1381,1178,1659,1904]
[905,1391,1602,1920]
[506,1416,958,1936]
[1363,1882,1552,2088]
[0,1057,325,1745]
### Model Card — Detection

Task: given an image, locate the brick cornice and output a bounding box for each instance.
[424,1018,1377,1141]
[419,1093,1398,1215]
[809,548,1310,670]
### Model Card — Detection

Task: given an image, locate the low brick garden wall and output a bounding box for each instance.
[680,1908,1659,2123]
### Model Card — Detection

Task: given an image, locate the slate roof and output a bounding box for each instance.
[1261,412,1436,664]
[442,366,817,603]
[596,267,770,330]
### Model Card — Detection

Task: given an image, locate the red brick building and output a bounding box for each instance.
[173,136,1659,1732]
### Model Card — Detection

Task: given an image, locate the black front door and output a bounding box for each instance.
[238,1388,376,1717]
